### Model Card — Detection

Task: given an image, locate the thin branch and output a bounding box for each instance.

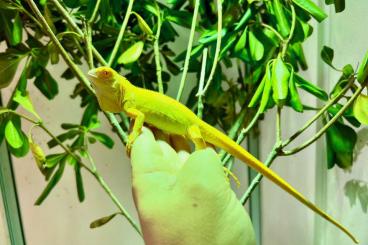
[241,144,278,204]
[83,20,94,69]
[261,23,284,42]
[201,0,223,95]
[176,0,200,101]
[281,4,296,58]
[50,0,107,65]
[153,7,163,93]
[276,106,282,145]
[108,0,135,66]
[197,48,208,119]
[282,76,355,148]
[38,123,140,235]
[88,0,102,24]
[222,109,262,166]
[283,80,367,155]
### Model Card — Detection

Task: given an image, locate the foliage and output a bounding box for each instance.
[0,0,367,238]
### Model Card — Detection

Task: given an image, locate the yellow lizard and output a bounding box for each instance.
[87,66,358,243]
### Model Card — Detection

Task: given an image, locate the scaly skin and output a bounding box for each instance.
[87,66,358,244]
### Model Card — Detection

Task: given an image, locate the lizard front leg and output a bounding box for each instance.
[125,108,145,155]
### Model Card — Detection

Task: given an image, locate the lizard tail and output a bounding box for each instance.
[199,121,359,244]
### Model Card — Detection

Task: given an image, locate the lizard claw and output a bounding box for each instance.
[223,167,241,187]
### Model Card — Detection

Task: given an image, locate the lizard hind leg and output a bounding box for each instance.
[187,125,207,151]
[223,167,241,187]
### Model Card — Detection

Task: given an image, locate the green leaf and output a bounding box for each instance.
[273,0,290,37]
[353,94,368,125]
[74,163,85,202]
[271,56,290,105]
[248,75,266,107]
[45,153,67,168]
[35,157,66,205]
[357,50,368,83]
[165,9,193,28]
[295,74,328,101]
[12,13,22,46]
[334,0,345,13]
[8,130,29,158]
[131,12,153,35]
[289,69,303,112]
[249,31,264,61]
[234,28,248,54]
[292,0,327,22]
[198,29,227,45]
[90,131,114,149]
[359,185,368,213]
[29,136,48,178]
[0,52,23,89]
[321,45,335,69]
[219,34,237,59]
[81,100,99,128]
[13,90,41,120]
[5,120,23,148]
[117,41,144,65]
[34,69,59,100]
[47,130,79,148]
[259,63,273,113]
[90,213,120,228]
[325,121,357,169]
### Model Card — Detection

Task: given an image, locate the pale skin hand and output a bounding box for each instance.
[131,128,256,245]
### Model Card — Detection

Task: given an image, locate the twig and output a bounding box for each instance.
[282,76,355,148]
[108,0,135,66]
[283,80,367,155]
[153,6,164,93]
[201,0,223,95]
[176,0,200,101]
[261,23,284,42]
[276,106,282,145]
[241,144,278,204]
[50,0,107,66]
[88,0,102,24]
[222,109,262,166]
[83,20,94,69]
[281,4,296,58]
[38,123,140,235]
[197,48,208,119]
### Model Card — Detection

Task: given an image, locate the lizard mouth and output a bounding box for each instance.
[87,69,98,79]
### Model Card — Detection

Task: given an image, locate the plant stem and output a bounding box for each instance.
[49,0,107,66]
[281,4,296,58]
[283,80,367,155]
[197,48,208,119]
[241,145,278,204]
[201,0,223,95]
[83,21,94,69]
[38,123,141,235]
[86,152,141,235]
[282,76,355,148]
[176,0,200,101]
[107,0,135,66]
[26,0,128,145]
[88,0,102,24]
[261,23,284,42]
[276,106,282,144]
[222,109,262,166]
[241,78,364,201]
[153,8,163,93]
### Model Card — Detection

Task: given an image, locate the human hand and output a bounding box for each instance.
[131,127,256,245]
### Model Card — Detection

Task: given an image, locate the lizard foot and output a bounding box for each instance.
[223,167,240,187]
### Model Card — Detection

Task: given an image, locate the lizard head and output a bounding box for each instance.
[87,66,126,113]
[87,66,116,87]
